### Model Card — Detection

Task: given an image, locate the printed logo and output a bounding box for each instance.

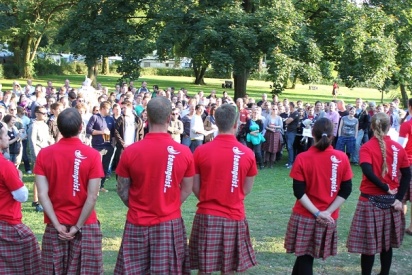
[75,150,87,159]
[233,147,245,155]
[164,146,180,193]
[73,150,86,196]
[330,155,340,197]
[391,145,399,180]
[231,147,243,192]
[167,146,180,155]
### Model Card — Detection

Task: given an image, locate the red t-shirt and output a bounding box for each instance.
[116,133,195,226]
[194,135,258,220]
[399,120,412,164]
[0,155,24,224]
[359,136,409,196]
[290,146,353,219]
[34,138,104,225]
[239,108,249,123]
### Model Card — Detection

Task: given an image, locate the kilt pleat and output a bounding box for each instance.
[0,222,41,274]
[347,200,405,255]
[114,218,190,275]
[41,223,103,275]
[284,212,338,260]
[189,214,257,273]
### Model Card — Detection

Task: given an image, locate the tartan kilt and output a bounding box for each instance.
[262,130,281,154]
[41,223,103,275]
[284,212,338,260]
[347,200,405,255]
[189,214,257,273]
[115,218,190,275]
[0,222,41,274]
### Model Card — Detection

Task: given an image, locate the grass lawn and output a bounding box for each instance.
[8,74,411,274]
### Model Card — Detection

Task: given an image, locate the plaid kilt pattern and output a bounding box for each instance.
[284,212,338,260]
[347,200,405,255]
[0,222,41,274]
[189,214,257,273]
[41,223,103,275]
[115,218,190,275]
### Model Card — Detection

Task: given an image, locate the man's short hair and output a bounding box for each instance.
[57,108,82,138]
[68,91,76,100]
[147,96,172,125]
[215,104,239,132]
[50,102,63,111]
[100,101,111,110]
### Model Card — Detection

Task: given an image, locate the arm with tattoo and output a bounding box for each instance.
[117,176,131,207]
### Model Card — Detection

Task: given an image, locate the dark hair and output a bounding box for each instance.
[50,102,63,111]
[312,118,333,151]
[57,108,82,138]
[147,96,172,125]
[3,114,14,124]
[215,104,238,132]
[68,91,76,100]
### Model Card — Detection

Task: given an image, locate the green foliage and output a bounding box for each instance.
[3,63,19,79]
[0,64,4,79]
[34,58,63,76]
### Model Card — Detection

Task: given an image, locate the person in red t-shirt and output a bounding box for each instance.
[189,104,258,274]
[0,121,41,274]
[35,108,105,274]
[398,98,412,235]
[115,96,194,275]
[348,112,411,275]
[285,118,353,275]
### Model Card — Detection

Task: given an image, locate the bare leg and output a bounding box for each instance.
[33,183,38,203]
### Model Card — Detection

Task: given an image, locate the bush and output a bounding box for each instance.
[109,61,121,74]
[3,63,19,79]
[34,58,63,76]
[0,64,4,79]
[140,67,194,77]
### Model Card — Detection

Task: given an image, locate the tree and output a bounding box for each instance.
[0,0,76,78]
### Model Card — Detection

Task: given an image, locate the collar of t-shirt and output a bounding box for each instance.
[58,137,83,145]
[214,134,237,142]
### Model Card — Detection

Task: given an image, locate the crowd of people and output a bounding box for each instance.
[0,77,411,275]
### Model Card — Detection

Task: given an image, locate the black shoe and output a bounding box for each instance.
[35,204,44,212]
[32,201,39,207]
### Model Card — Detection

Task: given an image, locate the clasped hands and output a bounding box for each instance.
[316,210,335,226]
[55,224,80,241]
[387,186,403,211]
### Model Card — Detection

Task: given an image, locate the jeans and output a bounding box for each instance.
[182,136,191,147]
[247,142,263,166]
[286,131,297,165]
[98,146,114,188]
[190,139,203,153]
[351,129,369,163]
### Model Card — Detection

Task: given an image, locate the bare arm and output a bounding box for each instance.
[243,176,255,195]
[337,118,343,136]
[180,176,193,203]
[67,178,100,237]
[192,174,200,199]
[117,176,131,207]
[36,175,72,240]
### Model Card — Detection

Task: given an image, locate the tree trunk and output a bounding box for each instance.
[87,60,98,87]
[193,62,206,85]
[233,69,249,100]
[291,75,298,89]
[101,57,109,75]
[400,84,408,109]
[258,56,263,72]
[22,35,33,79]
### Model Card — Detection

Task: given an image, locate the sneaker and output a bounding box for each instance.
[286,164,293,169]
[35,204,44,212]
[32,201,39,207]
[100,188,108,193]
[27,170,32,174]
[285,163,289,167]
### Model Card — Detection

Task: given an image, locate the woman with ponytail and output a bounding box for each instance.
[347,112,411,275]
[284,118,353,274]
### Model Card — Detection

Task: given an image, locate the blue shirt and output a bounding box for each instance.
[86,114,115,149]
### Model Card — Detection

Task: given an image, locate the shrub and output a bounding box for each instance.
[3,63,19,79]
[0,64,4,79]
[34,58,63,76]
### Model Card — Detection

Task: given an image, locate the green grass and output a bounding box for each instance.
[21,158,412,275]
[1,74,399,105]
[10,74,410,273]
